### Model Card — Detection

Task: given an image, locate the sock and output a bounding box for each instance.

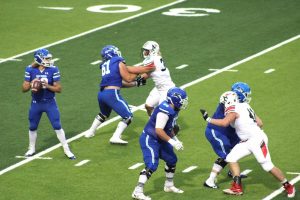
[233,176,242,185]
[55,129,69,150]
[28,130,37,150]
[90,117,102,133]
[112,121,127,138]
[136,174,148,193]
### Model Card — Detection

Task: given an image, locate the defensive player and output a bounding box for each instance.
[200,90,295,198]
[132,87,188,200]
[22,49,75,159]
[137,41,176,116]
[85,45,154,144]
[203,82,250,189]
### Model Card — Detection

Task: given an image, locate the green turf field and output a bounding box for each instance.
[0,0,299,199]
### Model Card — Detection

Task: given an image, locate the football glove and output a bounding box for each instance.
[168,138,184,151]
[136,76,147,87]
[200,109,212,122]
[173,124,180,135]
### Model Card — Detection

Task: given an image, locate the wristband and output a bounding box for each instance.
[206,117,212,123]
[168,138,177,146]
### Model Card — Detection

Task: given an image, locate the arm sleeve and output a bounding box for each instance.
[24,66,31,81]
[155,112,169,129]
[53,67,61,82]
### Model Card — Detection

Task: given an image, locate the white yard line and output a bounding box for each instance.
[0,35,299,176]
[180,34,300,89]
[182,166,198,173]
[15,156,53,160]
[0,0,186,64]
[264,69,275,74]
[91,60,102,65]
[262,174,300,200]
[176,64,188,69]
[208,68,238,72]
[38,6,74,11]
[241,169,252,176]
[128,163,144,170]
[75,160,90,167]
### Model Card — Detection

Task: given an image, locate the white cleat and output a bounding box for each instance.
[132,191,151,200]
[109,137,128,144]
[25,148,35,157]
[164,186,184,193]
[84,130,95,138]
[203,179,218,189]
[64,150,76,160]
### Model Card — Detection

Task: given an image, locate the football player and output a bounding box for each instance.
[200,89,296,198]
[22,49,76,159]
[132,87,188,200]
[135,41,176,116]
[84,45,155,144]
[203,82,250,189]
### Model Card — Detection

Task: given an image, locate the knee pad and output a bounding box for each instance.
[165,164,176,173]
[261,161,274,172]
[140,168,153,179]
[215,157,228,168]
[96,112,106,123]
[122,116,133,126]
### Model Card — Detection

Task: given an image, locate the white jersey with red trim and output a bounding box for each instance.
[143,55,175,91]
[226,103,264,141]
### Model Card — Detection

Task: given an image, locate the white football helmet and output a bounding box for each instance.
[219,91,238,107]
[141,41,160,58]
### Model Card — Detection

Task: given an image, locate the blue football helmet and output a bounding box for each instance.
[34,49,53,67]
[231,82,251,103]
[167,87,188,110]
[101,45,122,61]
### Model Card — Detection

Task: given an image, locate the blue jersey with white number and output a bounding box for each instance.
[143,101,178,140]
[24,65,60,101]
[100,56,125,88]
[207,103,235,136]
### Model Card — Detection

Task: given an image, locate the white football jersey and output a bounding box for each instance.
[226,103,264,141]
[143,55,175,91]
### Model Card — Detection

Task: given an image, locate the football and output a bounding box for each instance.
[31,79,42,93]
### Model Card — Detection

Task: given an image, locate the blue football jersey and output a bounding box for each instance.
[207,103,235,136]
[100,56,125,88]
[143,100,178,140]
[24,65,60,101]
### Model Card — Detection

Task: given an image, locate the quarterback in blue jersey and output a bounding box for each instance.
[85,45,155,144]
[132,87,188,200]
[22,49,75,159]
[203,82,251,188]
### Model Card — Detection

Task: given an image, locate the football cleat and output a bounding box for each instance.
[84,130,95,138]
[164,186,184,193]
[203,180,218,189]
[64,150,76,160]
[284,183,296,198]
[109,137,128,144]
[132,190,151,200]
[25,148,36,157]
[223,182,243,195]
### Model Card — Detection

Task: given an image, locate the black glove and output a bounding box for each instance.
[173,124,180,135]
[200,109,209,121]
[136,76,147,87]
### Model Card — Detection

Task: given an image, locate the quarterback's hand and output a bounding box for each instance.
[168,139,184,151]
[136,76,147,87]
[200,109,211,122]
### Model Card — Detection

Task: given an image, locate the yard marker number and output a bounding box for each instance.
[182,166,198,173]
[128,163,144,170]
[75,160,90,167]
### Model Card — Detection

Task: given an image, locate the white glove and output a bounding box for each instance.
[168,139,184,151]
